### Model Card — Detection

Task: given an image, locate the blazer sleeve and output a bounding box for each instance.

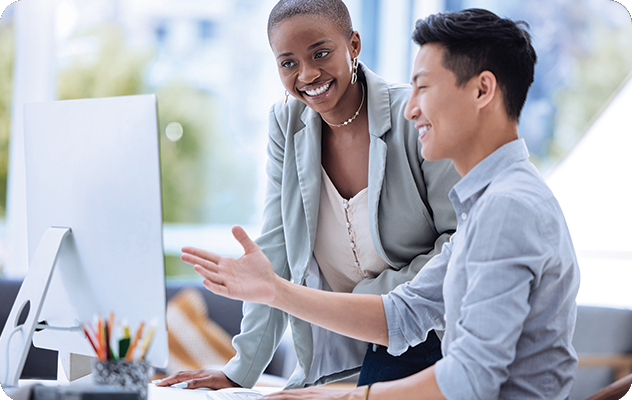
[222,105,292,388]
[353,158,459,295]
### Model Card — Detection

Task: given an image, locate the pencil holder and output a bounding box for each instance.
[93,360,152,400]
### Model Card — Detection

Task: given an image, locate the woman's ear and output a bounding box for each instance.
[349,31,361,59]
[476,70,498,110]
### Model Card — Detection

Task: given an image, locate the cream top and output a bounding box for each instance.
[313,166,391,293]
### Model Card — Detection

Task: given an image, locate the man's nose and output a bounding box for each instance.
[404,96,420,121]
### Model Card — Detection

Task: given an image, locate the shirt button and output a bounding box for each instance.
[346,222,350,228]
[350,242,356,249]
[461,212,468,220]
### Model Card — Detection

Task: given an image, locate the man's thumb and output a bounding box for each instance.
[232,225,258,254]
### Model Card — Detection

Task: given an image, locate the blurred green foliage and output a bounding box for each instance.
[0,19,14,218]
[56,23,150,99]
[550,17,632,164]
[55,22,256,226]
[164,254,197,278]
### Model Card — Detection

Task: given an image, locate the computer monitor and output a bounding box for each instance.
[0,94,168,386]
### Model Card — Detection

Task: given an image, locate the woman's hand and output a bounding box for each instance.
[181,225,279,305]
[261,387,365,400]
[154,369,240,389]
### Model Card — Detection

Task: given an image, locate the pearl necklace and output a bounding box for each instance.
[322,83,365,128]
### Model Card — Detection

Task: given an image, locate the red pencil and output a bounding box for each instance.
[81,323,99,356]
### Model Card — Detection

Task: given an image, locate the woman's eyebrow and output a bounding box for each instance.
[308,39,332,50]
[276,39,333,59]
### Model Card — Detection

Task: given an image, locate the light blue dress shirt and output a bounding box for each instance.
[383,139,580,400]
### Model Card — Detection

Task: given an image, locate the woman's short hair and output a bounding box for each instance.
[413,8,537,121]
[267,0,354,41]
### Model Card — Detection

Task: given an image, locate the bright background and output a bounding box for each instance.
[0,0,630,307]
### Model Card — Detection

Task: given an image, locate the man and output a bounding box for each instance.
[183,8,580,400]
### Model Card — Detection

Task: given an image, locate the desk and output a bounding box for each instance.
[8,381,282,400]
[149,384,210,400]
[149,384,283,400]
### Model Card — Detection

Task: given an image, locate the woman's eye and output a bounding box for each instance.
[281,60,296,69]
[314,51,329,59]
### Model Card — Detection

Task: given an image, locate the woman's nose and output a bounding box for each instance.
[298,62,320,83]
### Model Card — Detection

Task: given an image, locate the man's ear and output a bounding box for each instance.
[476,71,498,110]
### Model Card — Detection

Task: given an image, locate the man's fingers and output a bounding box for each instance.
[232,225,259,254]
[182,246,221,264]
[194,265,223,284]
[182,253,219,272]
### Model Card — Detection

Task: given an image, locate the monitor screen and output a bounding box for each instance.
[22,94,168,368]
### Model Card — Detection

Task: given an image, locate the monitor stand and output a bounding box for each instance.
[0,227,71,387]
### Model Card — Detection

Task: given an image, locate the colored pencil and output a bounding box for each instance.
[125,322,145,361]
[97,318,104,360]
[81,323,99,356]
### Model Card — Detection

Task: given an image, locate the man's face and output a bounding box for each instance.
[404,43,479,165]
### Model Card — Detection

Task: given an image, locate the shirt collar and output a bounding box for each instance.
[450,138,530,206]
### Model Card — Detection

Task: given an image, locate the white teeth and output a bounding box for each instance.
[419,125,431,133]
[305,81,331,96]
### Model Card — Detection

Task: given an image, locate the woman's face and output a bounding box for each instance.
[269,14,360,115]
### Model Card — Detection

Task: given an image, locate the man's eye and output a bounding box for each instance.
[281,60,296,68]
[315,51,329,59]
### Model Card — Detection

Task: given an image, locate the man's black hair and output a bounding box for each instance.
[413,8,537,121]
[267,0,353,41]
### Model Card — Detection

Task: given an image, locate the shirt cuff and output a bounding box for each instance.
[381,294,410,356]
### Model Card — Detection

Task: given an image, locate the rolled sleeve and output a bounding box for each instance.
[381,242,452,356]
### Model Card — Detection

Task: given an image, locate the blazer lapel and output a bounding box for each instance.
[294,108,322,261]
[364,63,393,263]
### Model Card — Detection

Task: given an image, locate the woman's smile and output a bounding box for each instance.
[300,80,334,100]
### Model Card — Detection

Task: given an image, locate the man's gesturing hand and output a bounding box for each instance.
[181,225,279,305]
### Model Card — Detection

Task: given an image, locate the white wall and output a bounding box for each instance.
[546,74,632,309]
[5,0,57,277]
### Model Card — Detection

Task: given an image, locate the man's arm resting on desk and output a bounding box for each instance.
[182,225,389,346]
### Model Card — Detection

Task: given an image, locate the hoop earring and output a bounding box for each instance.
[284,90,290,105]
[351,57,359,85]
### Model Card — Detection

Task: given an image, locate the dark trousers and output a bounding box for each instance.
[357,330,442,386]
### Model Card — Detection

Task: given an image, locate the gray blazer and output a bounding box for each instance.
[223,64,460,388]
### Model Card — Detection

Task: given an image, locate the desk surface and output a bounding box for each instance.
[10,380,353,400]
[149,384,210,400]
[149,384,283,400]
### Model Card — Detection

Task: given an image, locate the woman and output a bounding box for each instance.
[157,0,459,390]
